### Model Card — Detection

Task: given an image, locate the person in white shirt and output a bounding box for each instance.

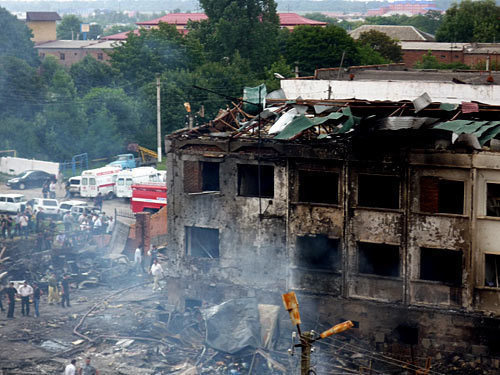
[93,216,102,234]
[18,281,33,316]
[134,247,144,275]
[19,213,28,239]
[49,181,56,199]
[106,216,114,234]
[64,359,77,375]
[150,259,164,291]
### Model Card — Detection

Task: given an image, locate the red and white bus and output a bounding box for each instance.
[130,183,167,213]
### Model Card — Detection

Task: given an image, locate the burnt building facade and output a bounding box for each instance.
[165,98,500,368]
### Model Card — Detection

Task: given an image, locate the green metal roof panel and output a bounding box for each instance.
[311,112,344,125]
[274,115,314,140]
[439,103,459,111]
[478,122,500,146]
[433,120,475,132]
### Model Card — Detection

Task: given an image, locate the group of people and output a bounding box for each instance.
[0,280,43,318]
[134,245,165,291]
[64,357,99,375]
[42,179,57,199]
[0,273,72,319]
[72,211,114,235]
[0,208,43,240]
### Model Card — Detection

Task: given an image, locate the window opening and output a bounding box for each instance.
[184,161,220,193]
[298,170,339,204]
[358,174,399,209]
[486,183,500,217]
[420,177,464,214]
[185,226,219,258]
[420,247,462,285]
[295,235,340,270]
[485,254,500,287]
[238,164,274,198]
[358,242,400,277]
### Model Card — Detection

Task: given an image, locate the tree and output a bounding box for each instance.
[0,7,39,66]
[263,56,294,91]
[303,13,337,24]
[356,44,388,65]
[88,23,104,40]
[357,30,402,62]
[103,24,136,37]
[414,51,470,70]
[197,0,280,71]
[285,25,360,76]
[70,55,117,94]
[436,0,500,42]
[110,23,205,85]
[57,15,83,40]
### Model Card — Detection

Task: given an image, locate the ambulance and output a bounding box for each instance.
[80,166,122,199]
[115,167,163,199]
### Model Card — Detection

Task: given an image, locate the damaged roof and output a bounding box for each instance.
[169,86,500,151]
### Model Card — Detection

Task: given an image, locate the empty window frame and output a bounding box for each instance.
[420,177,464,214]
[183,161,220,193]
[238,164,274,198]
[185,226,219,258]
[358,242,400,277]
[487,183,500,217]
[60,53,65,60]
[420,247,462,286]
[298,170,339,204]
[358,174,400,209]
[295,235,340,270]
[485,254,500,287]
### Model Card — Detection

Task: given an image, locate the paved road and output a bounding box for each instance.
[0,182,131,217]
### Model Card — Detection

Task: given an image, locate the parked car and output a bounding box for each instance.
[71,204,100,219]
[27,198,59,216]
[68,176,82,197]
[6,170,55,190]
[0,194,27,214]
[58,200,87,216]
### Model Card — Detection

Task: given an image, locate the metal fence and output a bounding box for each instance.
[115,208,135,221]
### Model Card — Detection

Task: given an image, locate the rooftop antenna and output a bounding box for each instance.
[282,291,354,375]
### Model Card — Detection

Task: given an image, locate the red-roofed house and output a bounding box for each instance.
[103,12,326,40]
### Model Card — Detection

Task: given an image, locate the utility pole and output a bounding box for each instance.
[282,291,354,375]
[156,74,162,163]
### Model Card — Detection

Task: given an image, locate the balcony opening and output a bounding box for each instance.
[358,174,399,209]
[296,235,340,271]
[238,164,274,198]
[358,242,400,277]
[485,254,500,287]
[420,247,462,286]
[298,170,339,204]
[184,161,220,193]
[487,183,500,217]
[420,177,464,214]
[185,226,219,258]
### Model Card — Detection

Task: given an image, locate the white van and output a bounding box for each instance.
[0,194,27,214]
[68,176,82,197]
[115,167,163,199]
[80,166,122,199]
[58,200,88,216]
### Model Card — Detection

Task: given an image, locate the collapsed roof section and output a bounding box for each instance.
[169,88,500,151]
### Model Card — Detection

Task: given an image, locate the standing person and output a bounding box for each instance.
[106,216,114,234]
[64,359,77,375]
[134,247,144,275]
[0,215,6,239]
[78,357,99,375]
[6,215,13,239]
[4,282,17,318]
[63,211,73,233]
[148,245,159,269]
[93,215,102,235]
[14,212,21,237]
[42,181,49,199]
[18,280,33,316]
[49,180,56,199]
[61,274,71,308]
[94,192,103,211]
[19,212,28,239]
[32,282,42,318]
[47,272,59,305]
[150,259,164,291]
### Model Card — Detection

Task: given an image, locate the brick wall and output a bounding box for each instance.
[402,50,464,68]
[183,160,202,193]
[464,53,500,69]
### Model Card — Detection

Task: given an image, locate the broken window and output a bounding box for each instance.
[358,174,399,209]
[485,254,500,287]
[420,177,464,214]
[238,164,274,198]
[298,170,339,204]
[295,235,340,270]
[358,242,400,277]
[185,226,219,258]
[420,248,462,286]
[486,183,500,217]
[184,161,220,193]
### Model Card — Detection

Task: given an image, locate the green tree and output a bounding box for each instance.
[70,55,117,94]
[414,51,470,70]
[356,44,388,65]
[263,56,294,91]
[110,23,205,85]
[103,24,136,37]
[0,7,39,66]
[197,0,280,71]
[285,25,360,76]
[357,30,403,62]
[303,13,337,24]
[88,23,104,40]
[436,0,500,42]
[57,15,83,40]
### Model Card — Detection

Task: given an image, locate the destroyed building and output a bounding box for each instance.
[165,72,500,371]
